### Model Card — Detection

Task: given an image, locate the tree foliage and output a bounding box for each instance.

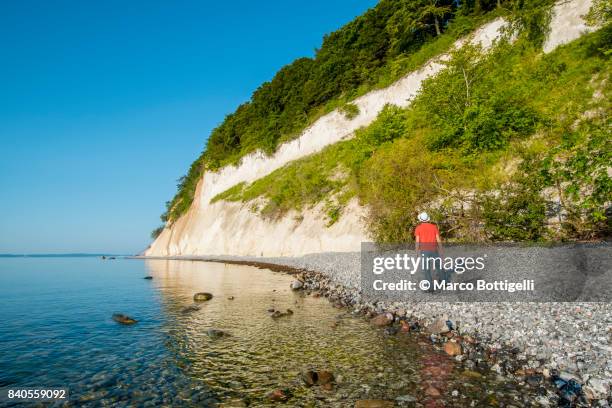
[158,0,593,231]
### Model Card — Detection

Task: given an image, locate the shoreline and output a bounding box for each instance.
[134,253,611,406]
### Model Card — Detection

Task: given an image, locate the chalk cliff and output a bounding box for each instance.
[146,0,594,257]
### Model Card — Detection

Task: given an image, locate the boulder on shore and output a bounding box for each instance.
[444,341,462,356]
[112,313,137,325]
[193,292,213,301]
[370,313,394,327]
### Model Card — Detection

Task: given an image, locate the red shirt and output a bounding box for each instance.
[415,222,439,251]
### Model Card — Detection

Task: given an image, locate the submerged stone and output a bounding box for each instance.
[193,292,213,301]
[317,370,334,385]
[206,329,230,339]
[302,371,317,386]
[181,305,201,314]
[267,388,290,402]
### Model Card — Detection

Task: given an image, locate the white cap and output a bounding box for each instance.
[418,212,430,222]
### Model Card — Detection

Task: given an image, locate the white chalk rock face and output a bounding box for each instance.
[146,0,592,257]
[543,0,595,53]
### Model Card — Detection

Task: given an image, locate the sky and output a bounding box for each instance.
[0,0,377,254]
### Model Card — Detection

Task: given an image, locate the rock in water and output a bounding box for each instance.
[317,371,334,385]
[267,389,290,402]
[425,386,441,397]
[270,309,294,319]
[206,329,230,339]
[290,280,304,290]
[302,371,317,386]
[370,313,393,327]
[112,313,137,325]
[321,382,333,391]
[193,292,213,301]
[181,305,201,314]
[143,276,153,280]
[444,341,462,356]
[354,400,395,408]
[301,370,334,387]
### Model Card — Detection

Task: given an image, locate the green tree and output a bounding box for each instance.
[420,0,453,36]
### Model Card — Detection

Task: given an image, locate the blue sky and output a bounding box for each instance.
[0,0,377,254]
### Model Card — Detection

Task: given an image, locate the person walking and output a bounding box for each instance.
[414,212,443,289]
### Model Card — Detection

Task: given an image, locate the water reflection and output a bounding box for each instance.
[146,259,424,406]
[146,260,539,407]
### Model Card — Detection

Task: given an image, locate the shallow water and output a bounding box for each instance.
[0,257,539,407]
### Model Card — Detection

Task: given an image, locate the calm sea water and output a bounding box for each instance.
[0,257,536,407]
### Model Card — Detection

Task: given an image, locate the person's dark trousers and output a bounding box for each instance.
[420,250,440,287]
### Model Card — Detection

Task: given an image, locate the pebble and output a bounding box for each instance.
[290,280,304,290]
[444,341,462,356]
[426,318,449,334]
